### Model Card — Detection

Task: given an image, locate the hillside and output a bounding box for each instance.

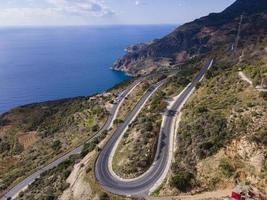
[0,80,133,198]
[157,44,267,197]
[113,0,267,76]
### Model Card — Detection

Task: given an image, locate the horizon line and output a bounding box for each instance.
[0,23,180,28]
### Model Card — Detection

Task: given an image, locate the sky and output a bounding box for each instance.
[0,0,236,26]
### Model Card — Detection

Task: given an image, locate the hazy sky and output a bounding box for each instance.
[0,0,236,26]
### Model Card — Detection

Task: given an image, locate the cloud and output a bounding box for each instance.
[134,0,146,6]
[47,0,115,17]
[0,0,115,25]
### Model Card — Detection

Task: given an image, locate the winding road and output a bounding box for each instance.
[95,60,213,197]
[2,59,213,199]
[0,79,142,200]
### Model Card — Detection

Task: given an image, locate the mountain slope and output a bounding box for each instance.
[113,0,267,76]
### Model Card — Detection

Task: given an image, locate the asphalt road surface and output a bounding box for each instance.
[0,79,142,200]
[95,60,213,197]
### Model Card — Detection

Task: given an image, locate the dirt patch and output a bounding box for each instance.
[18,131,39,149]
[150,189,232,200]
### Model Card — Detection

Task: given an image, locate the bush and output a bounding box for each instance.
[145,121,153,132]
[259,91,267,100]
[99,192,110,200]
[219,159,235,177]
[196,106,208,113]
[199,141,214,150]
[86,167,92,173]
[177,77,191,86]
[171,171,193,192]
[251,127,267,147]
[206,70,213,79]
[92,124,100,132]
[56,158,75,172]
[0,138,11,153]
[81,142,96,157]
[51,140,62,151]
[158,74,167,81]
[114,119,124,125]
[196,82,202,89]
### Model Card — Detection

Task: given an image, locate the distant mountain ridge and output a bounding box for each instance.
[113,0,267,75]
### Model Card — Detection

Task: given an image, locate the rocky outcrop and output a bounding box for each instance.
[113,0,267,76]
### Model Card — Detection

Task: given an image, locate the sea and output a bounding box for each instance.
[0,25,176,114]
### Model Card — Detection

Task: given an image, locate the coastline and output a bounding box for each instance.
[0,73,132,116]
[0,25,175,116]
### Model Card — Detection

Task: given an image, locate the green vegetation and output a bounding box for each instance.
[180,111,230,159]
[86,116,95,128]
[260,91,267,100]
[219,159,235,178]
[81,142,96,158]
[16,155,79,200]
[251,126,267,147]
[169,56,266,192]
[0,95,109,194]
[100,193,110,200]
[51,140,62,151]
[170,171,193,192]
[113,119,124,125]
[242,60,267,86]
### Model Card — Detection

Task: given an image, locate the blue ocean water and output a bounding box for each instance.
[0,25,175,113]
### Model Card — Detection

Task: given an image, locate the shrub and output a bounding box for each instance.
[92,124,100,132]
[81,142,96,157]
[0,138,11,153]
[145,121,153,132]
[170,171,193,192]
[219,159,235,177]
[86,167,92,173]
[259,91,267,100]
[251,127,267,147]
[99,192,110,200]
[51,140,62,151]
[56,159,75,172]
[206,70,213,79]
[158,74,167,81]
[177,77,191,86]
[196,82,202,89]
[196,106,208,113]
[199,141,214,150]
[114,119,124,125]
